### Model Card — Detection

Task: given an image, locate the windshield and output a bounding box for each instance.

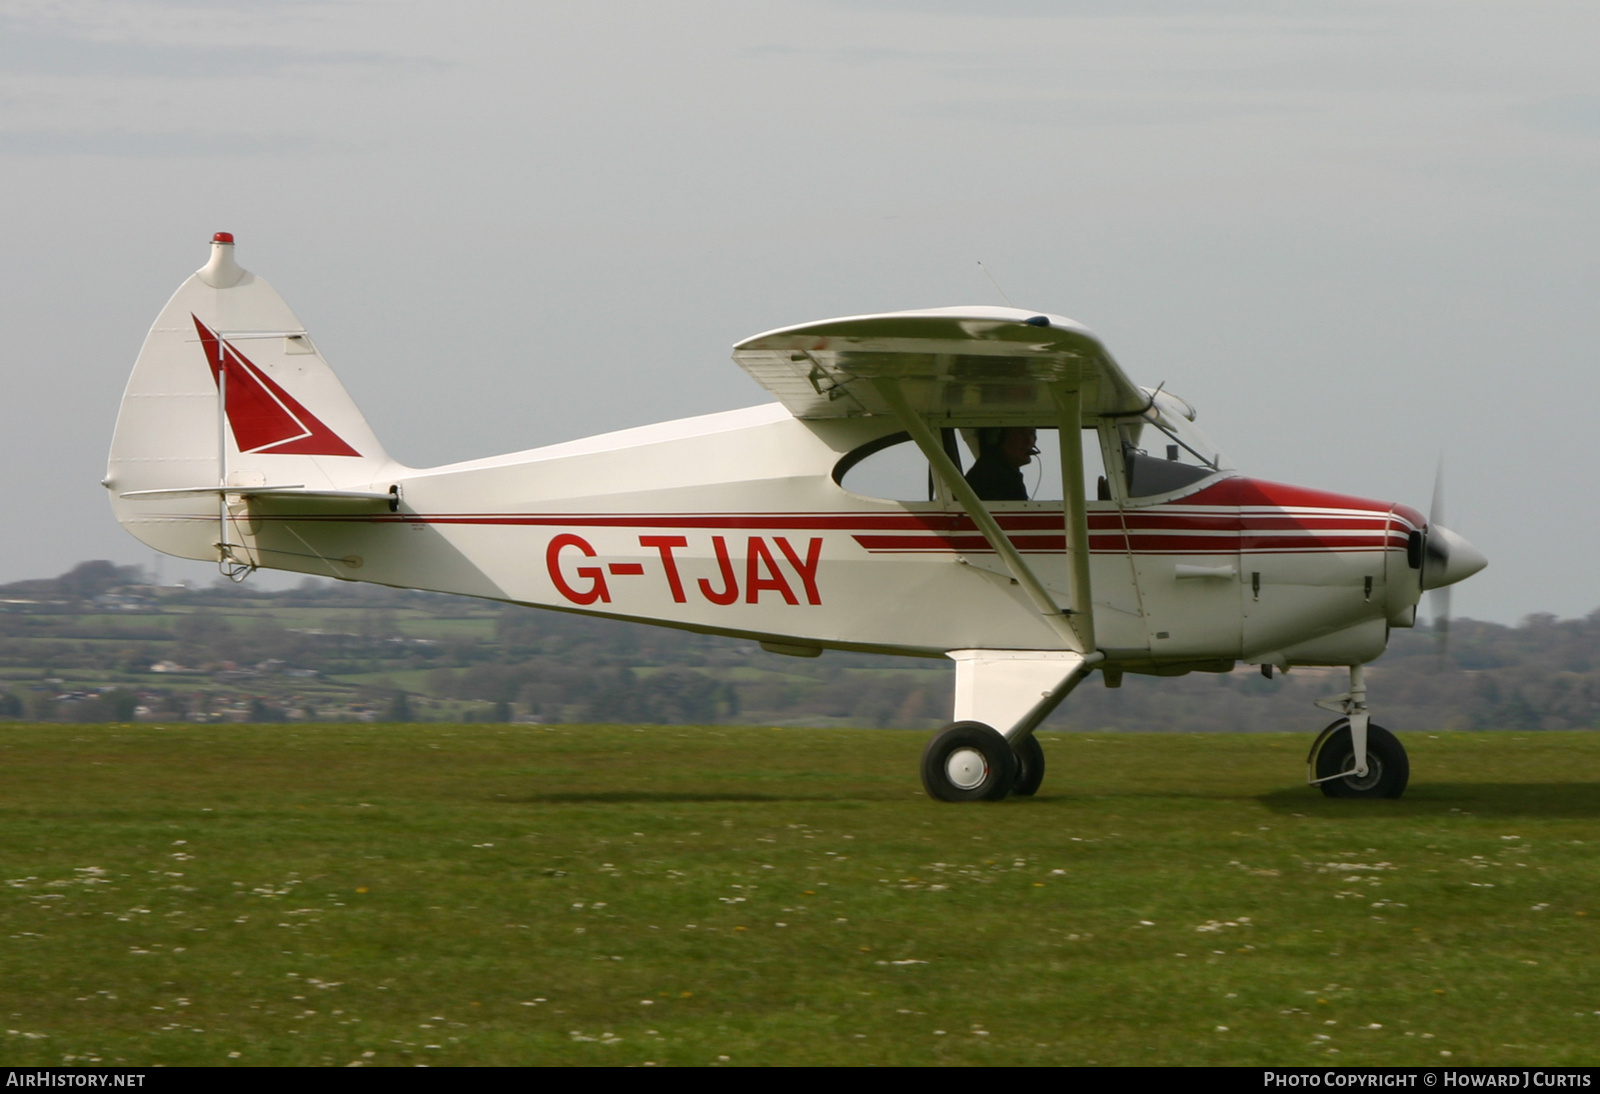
[1119,389,1231,498]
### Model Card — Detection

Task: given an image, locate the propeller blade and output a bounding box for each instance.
[1424,462,1450,575]
[1430,584,1451,655]
[1418,458,1485,653]
[1428,461,1450,654]
[1429,461,1444,529]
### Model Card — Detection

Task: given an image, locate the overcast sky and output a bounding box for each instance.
[3,0,1597,624]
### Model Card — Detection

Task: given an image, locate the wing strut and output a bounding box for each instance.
[869,377,1096,654]
[1050,384,1097,652]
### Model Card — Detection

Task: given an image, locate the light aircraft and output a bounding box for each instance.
[106,233,1487,802]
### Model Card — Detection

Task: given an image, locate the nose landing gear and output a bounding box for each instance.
[1309,720,1410,799]
[1307,664,1410,799]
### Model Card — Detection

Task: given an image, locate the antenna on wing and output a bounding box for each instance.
[976,261,1014,307]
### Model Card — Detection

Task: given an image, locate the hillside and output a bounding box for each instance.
[2,560,1593,733]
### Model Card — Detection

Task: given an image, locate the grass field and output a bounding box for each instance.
[1,724,1598,1067]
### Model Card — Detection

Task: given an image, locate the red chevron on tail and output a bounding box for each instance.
[193,315,360,457]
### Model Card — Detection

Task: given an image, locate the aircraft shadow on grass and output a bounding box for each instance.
[501,784,1600,813]
[506,791,792,805]
[1259,783,1600,819]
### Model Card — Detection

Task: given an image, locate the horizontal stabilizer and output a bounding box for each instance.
[119,485,396,504]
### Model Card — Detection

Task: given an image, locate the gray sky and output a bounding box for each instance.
[3,0,1597,624]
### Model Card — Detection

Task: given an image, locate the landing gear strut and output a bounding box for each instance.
[924,650,1099,802]
[1307,664,1410,799]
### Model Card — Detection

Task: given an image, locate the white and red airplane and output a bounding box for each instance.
[106,233,1486,802]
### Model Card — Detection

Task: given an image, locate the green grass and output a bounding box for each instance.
[1,725,1598,1066]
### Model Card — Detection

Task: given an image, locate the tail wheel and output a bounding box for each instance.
[1314,722,1410,799]
[1012,734,1045,797]
[921,722,1017,802]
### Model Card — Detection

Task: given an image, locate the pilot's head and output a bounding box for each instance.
[981,427,1038,468]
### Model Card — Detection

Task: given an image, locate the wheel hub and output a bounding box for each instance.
[1339,753,1384,792]
[945,747,988,790]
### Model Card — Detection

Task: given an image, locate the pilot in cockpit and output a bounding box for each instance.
[964,427,1036,501]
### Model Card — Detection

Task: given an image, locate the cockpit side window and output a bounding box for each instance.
[834,427,1109,503]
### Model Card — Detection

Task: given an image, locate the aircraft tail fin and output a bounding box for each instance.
[107,233,401,564]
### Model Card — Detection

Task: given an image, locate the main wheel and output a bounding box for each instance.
[1012,734,1045,797]
[921,722,1018,802]
[1314,722,1409,799]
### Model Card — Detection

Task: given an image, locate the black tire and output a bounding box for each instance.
[1315,722,1409,799]
[1012,734,1045,797]
[921,722,1018,803]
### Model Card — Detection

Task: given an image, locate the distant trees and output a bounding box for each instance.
[383,691,415,722]
[7,559,1600,731]
[56,561,144,599]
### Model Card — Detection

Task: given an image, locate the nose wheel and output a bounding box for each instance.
[1310,719,1409,799]
[1306,663,1411,799]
